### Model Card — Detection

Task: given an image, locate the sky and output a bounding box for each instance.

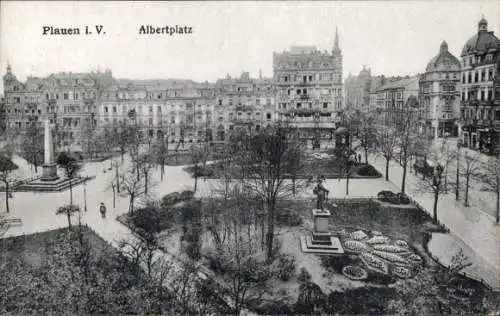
[1,1,499,93]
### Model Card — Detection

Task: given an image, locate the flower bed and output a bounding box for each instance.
[360,253,389,275]
[349,230,368,241]
[392,266,412,279]
[365,236,390,245]
[372,244,409,254]
[405,253,423,264]
[342,265,368,281]
[395,240,410,248]
[343,240,369,254]
[372,251,408,265]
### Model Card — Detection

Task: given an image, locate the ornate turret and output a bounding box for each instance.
[333,26,341,55]
[478,16,488,32]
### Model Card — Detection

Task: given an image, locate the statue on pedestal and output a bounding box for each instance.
[313,178,329,211]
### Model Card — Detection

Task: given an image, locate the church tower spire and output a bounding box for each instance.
[333,26,341,55]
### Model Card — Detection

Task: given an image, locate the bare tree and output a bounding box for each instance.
[460,150,482,207]
[135,150,156,195]
[483,156,500,224]
[80,118,97,160]
[118,165,145,215]
[20,120,44,172]
[376,126,399,181]
[57,152,82,205]
[397,102,419,193]
[415,139,453,223]
[190,143,210,193]
[0,142,17,213]
[56,204,81,228]
[236,124,306,261]
[153,131,169,182]
[354,109,377,164]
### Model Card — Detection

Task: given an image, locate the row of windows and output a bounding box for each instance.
[280,73,340,83]
[462,54,494,67]
[461,89,494,101]
[462,67,495,84]
[461,107,497,120]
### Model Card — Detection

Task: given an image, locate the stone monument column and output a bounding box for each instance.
[41,119,58,181]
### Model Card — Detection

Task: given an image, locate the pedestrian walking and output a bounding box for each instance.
[99,202,107,219]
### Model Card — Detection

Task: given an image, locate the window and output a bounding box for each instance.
[75,93,79,100]
[63,93,68,100]
[488,90,493,101]
[489,69,494,81]
[104,106,108,113]
[113,106,117,113]
[309,75,313,82]
[297,103,302,109]
[475,72,478,83]
[481,70,486,81]
[468,73,471,83]
[284,76,288,82]
[296,89,301,95]
[323,102,328,108]
[481,90,485,101]
[266,113,271,120]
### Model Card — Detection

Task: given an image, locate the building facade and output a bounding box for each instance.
[459,17,500,153]
[418,41,461,139]
[214,72,275,141]
[273,30,343,142]
[344,66,371,110]
[373,76,419,129]
[3,66,113,149]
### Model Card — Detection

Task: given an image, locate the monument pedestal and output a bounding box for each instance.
[300,208,344,255]
[41,163,59,181]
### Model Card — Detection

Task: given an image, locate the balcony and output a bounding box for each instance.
[235,105,253,112]
[299,94,310,100]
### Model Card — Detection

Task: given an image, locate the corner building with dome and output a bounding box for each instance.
[419,41,462,138]
[459,17,500,153]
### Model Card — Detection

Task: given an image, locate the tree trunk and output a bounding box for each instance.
[455,158,460,201]
[465,174,470,207]
[5,183,10,213]
[67,212,72,228]
[121,148,124,164]
[115,166,120,193]
[433,190,439,224]
[402,161,407,194]
[346,173,349,196]
[265,199,275,262]
[69,181,73,205]
[161,164,164,181]
[194,165,198,192]
[129,195,134,215]
[496,182,499,224]
[385,158,390,181]
[144,172,148,195]
[364,147,368,164]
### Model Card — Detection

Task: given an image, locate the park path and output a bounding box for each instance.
[369,153,500,289]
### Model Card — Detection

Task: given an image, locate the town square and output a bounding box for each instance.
[0,1,499,315]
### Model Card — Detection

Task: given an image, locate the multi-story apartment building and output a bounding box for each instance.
[214,72,275,141]
[99,79,216,144]
[273,30,343,142]
[344,66,371,110]
[459,17,500,153]
[3,66,114,149]
[418,41,461,139]
[373,76,419,129]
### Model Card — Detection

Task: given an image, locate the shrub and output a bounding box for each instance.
[342,265,368,280]
[356,165,380,177]
[161,192,180,207]
[276,208,303,226]
[194,168,214,177]
[275,253,296,281]
[179,190,195,201]
[397,192,411,205]
[132,206,161,234]
[297,267,312,284]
